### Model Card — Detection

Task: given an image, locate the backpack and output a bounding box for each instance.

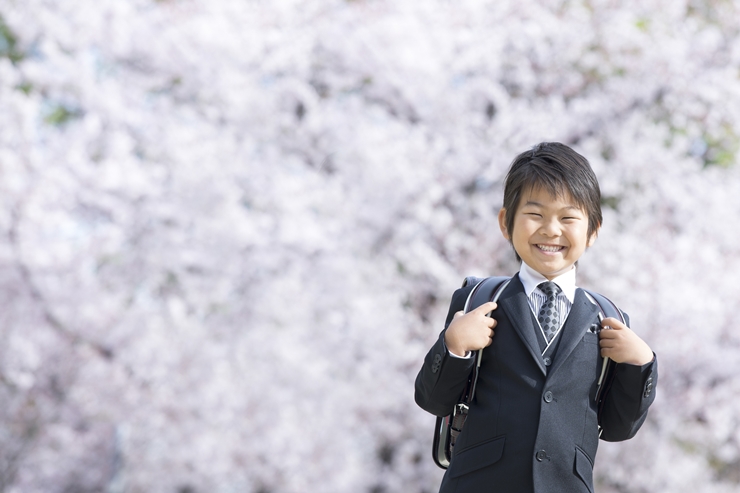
[431,276,624,469]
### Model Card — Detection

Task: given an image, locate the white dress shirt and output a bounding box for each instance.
[518,262,575,354]
[448,262,578,358]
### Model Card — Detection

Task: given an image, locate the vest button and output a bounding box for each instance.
[543,391,554,403]
[536,450,549,462]
[543,357,552,366]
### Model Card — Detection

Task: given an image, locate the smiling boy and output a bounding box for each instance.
[415,142,657,493]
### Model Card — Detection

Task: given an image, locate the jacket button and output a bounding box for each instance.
[431,353,442,373]
[543,357,551,366]
[536,450,549,462]
[543,391,553,403]
[643,377,654,398]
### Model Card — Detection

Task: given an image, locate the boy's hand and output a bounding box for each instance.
[599,317,654,366]
[444,302,498,357]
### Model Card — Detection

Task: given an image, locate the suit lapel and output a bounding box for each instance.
[499,275,547,375]
[547,288,599,377]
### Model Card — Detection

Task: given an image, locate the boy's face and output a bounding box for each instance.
[498,186,597,280]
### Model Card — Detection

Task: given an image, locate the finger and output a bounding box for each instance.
[453,310,464,319]
[599,338,615,348]
[484,331,494,347]
[473,301,498,314]
[601,346,624,361]
[600,332,622,343]
[598,329,617,340]
[601,317,625,330]
[486,317,497,328]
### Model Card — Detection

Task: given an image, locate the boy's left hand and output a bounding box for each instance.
[598,317,654,366]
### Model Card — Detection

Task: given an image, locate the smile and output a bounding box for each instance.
[536,245,565,253]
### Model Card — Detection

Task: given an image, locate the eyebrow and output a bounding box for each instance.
[523,201,582,212]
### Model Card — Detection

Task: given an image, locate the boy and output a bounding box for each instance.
[415,142,657,493]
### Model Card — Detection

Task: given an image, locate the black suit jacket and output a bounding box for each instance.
[415,275,657,493]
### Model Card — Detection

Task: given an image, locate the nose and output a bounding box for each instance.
[540,218,561,237]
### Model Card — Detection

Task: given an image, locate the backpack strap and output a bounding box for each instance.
[451,277,511,439]
[582,289,626,434]
[582,289,625,322]
[432,276,511,469]
[463,277,511,376]
[461,276,485,288]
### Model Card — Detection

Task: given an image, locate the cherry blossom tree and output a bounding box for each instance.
[0,0,739,491]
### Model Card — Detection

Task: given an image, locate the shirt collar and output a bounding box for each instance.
[518,262,577,303]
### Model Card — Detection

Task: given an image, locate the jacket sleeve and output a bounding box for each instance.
[414,286,477,417]
[599,313,659,442]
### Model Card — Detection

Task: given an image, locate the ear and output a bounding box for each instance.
[586,228,599,247]
[498,208,510,240]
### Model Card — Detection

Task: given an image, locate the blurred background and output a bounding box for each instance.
[1,0,739,492]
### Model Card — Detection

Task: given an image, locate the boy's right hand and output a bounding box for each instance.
[444,302,498,357]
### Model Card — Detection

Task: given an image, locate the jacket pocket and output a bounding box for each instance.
[574,446,595,493]
[448,435,505,479]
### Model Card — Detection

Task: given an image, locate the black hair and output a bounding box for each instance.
[502,142,602,258]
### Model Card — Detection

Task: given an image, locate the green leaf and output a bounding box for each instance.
[0,16,24,64]
[44,105,79,126]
